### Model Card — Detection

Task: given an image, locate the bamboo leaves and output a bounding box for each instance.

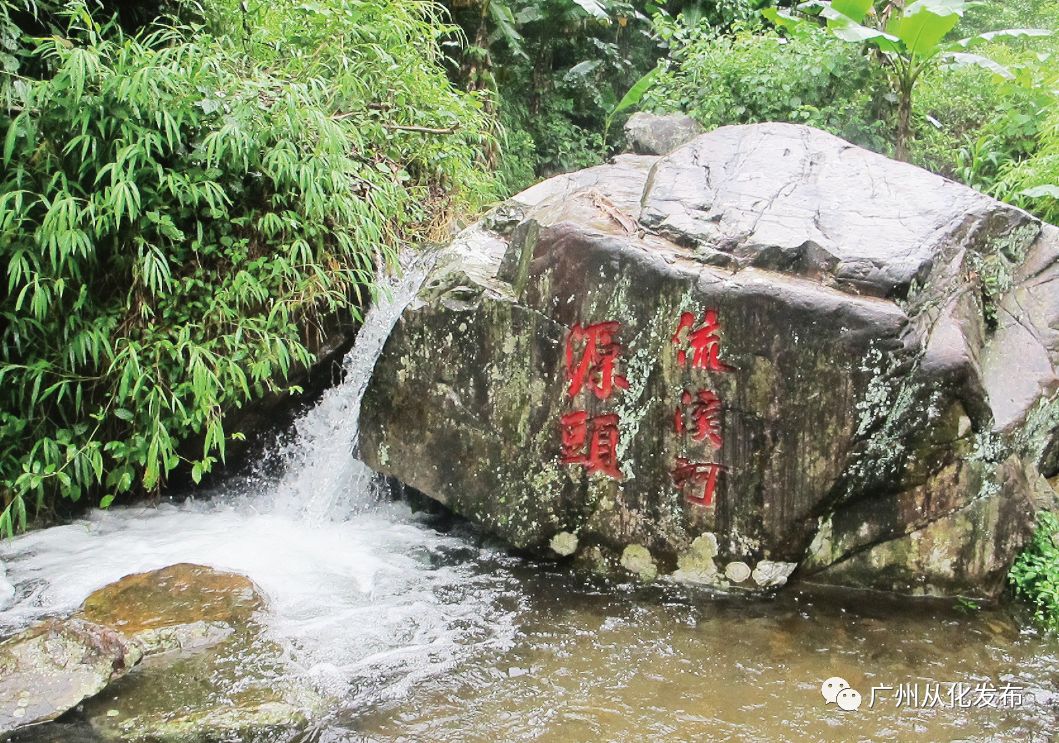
[0,0,492,533]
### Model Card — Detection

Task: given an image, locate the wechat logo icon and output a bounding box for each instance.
[821,676,862,711]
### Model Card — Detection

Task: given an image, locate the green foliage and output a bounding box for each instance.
[911,40,1053,189]
[481,0,647,182]
[644,20,892,152]
[764,0,1052,161]
[996,108,1059,224]
[0,0,493,534]
[497,73,608,184]
[604,66,660,141]
[447,1,769,190]
[992,32,1059,223]
[963,0,1059,34]
[1009,511,1059,630]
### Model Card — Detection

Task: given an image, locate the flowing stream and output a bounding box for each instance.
[1,256,1058,742]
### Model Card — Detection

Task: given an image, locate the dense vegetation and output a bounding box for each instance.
[440,1,1057,216]
[2,1,1058,629]
[0,0,493,534]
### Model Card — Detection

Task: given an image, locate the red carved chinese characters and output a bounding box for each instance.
[560,320,628,480]
[673,389,723,448]
[671,308,731,508]
[560,411,621,479]
[671,310,732,372]
[565,321,630,400]
[672,459,724,507]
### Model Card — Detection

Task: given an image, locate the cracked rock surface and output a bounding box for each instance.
[360,122,1059,598]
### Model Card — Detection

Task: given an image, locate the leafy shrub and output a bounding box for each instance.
[910,44,1051,190]
[644,21,892,154]
[1009,511,1059,630]
[963,0,1059,34]
[996,105,1059,224]
[495,118,539,195]
[0,0,493,534]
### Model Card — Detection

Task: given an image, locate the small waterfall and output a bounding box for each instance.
[0,247,520,705]
[262,251,433,522]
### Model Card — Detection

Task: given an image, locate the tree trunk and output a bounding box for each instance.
[462,0,493,94]
[895,85,912,162]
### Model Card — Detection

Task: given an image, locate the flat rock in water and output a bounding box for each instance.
[82,634,324,743]
[0,618,142,735]
[75,563,323,742]
[360,122,1059,599]
[79,562,264,655]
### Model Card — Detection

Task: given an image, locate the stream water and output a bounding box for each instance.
[1,257,1057,742]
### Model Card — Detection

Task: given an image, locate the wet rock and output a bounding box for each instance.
[620,545,658,581]
[549,531,579,556]
[752,560,796,588]
[78,563,264,656]
[724,562,752,584]
[361,123,1058,599]
[624,112,703,155]
[672,533,721,585]
[84,650,324,743]
[0,618,142,735]
[0,560,13,611]
[76,564,323,742]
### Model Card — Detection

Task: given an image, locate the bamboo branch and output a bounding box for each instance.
[384,123,459,134]
[330,112,458,134]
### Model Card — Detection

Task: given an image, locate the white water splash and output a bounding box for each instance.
[261,252,432,522]
[0,253,516,702]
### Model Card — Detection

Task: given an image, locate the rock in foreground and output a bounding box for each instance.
[0,619,142,735]
[360,122,1059,599]
[79,562,264,656]
[2,563,323,742]
[78,563,322,743]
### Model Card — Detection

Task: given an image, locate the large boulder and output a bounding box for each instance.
[359,123,1059,599]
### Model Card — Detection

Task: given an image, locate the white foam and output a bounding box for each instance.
[0,253,515,701]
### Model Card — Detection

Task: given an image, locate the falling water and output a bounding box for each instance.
[262,251,433,522]
[0,251,517,704]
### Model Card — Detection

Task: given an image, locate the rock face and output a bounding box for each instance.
[77,563,321,743]
[624,112,704,155]
[359,123,1059,599]
[0,618,142,735]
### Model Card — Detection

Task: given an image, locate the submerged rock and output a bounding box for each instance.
[360,122,1059,599]
[83,644,324,743]
[2,563,323,742]
[0,618,142,735]
[78,563,322,742]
